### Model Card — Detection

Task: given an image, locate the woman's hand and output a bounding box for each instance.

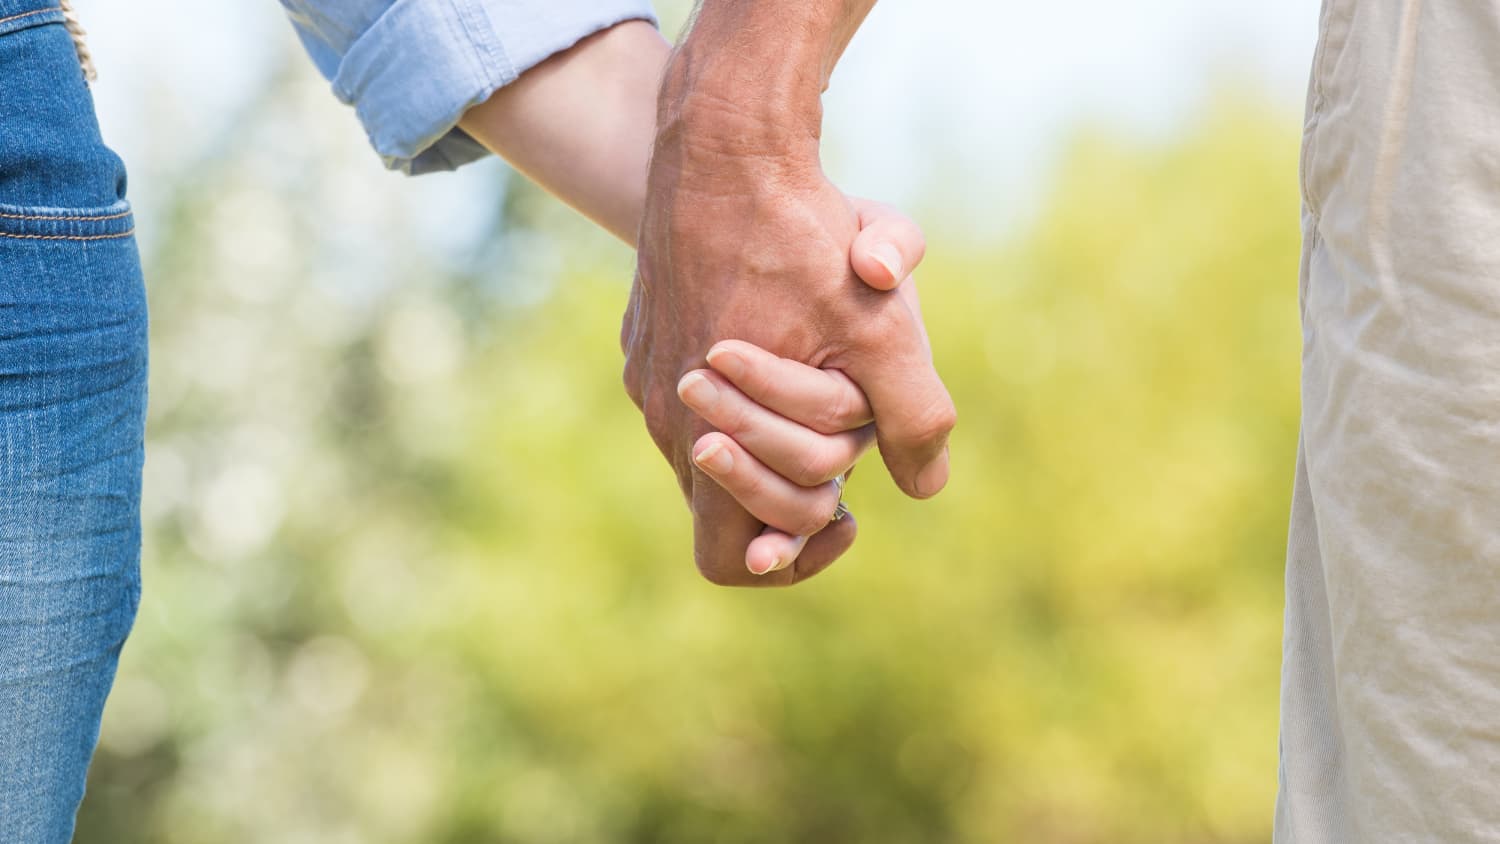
[677,200,931,576]
[678,339,874,574]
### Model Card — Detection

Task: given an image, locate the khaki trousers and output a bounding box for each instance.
[1279,1,1500,840]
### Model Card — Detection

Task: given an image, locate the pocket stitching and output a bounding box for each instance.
[0,8,53,28]
[0,229,133,241]
[0,202,134,240]
[0,208,131,222]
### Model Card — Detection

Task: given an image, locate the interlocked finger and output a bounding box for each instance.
[679,368,874,486]
[691,432,845,538]
[703,340,874,436]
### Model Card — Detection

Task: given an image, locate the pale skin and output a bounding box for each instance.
[457,11,946,581]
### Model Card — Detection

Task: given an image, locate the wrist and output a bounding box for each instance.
[653,55,826,189]
[654,7,842,170]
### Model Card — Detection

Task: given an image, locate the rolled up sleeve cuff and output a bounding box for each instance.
[332,0,657,175]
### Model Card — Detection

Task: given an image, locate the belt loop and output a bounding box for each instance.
[57,0,97,83]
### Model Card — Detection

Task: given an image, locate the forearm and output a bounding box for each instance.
[453,2,872,242]
[457,21,669,243]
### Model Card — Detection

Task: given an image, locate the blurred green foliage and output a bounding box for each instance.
[76,95,1301,843]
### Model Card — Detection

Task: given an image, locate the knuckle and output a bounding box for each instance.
[849,299,910,349]
[714,393,750,435]
[819,384,863,433]
[640,385,668,428]
[731,355,780,402]
[792,492,840,537]
[620,282,650,356]
[621,360,645,411]
[619,303,636,356]
[741,366,775,402]
[639,386,679,453]
[792,448,840,487]
[792,514,827,540]
[899,400,958,448]
[734,466,766,500]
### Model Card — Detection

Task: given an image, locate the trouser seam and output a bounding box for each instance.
[0,230,134,241]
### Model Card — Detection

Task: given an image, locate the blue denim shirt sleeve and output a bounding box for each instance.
[281,0,658,175]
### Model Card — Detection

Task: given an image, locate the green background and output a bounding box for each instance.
[77,90,1302,842]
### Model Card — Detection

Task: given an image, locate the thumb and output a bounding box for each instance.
[849,197,926,291]
[843,311,957,500]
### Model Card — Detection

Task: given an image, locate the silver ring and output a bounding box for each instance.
[830,473,850,523]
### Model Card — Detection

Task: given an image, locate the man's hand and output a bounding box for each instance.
[621,1,955,586]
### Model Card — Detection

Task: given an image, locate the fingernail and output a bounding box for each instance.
[871,242,903,281]
[749,555,779,576]
[915,449,950,498]
[677,371,718,408]
[705,345,745,380]
[694,441,733,474]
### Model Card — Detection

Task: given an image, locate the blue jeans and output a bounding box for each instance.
[0,2,147,840]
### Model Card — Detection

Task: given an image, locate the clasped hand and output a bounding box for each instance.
[624,147,956,586]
